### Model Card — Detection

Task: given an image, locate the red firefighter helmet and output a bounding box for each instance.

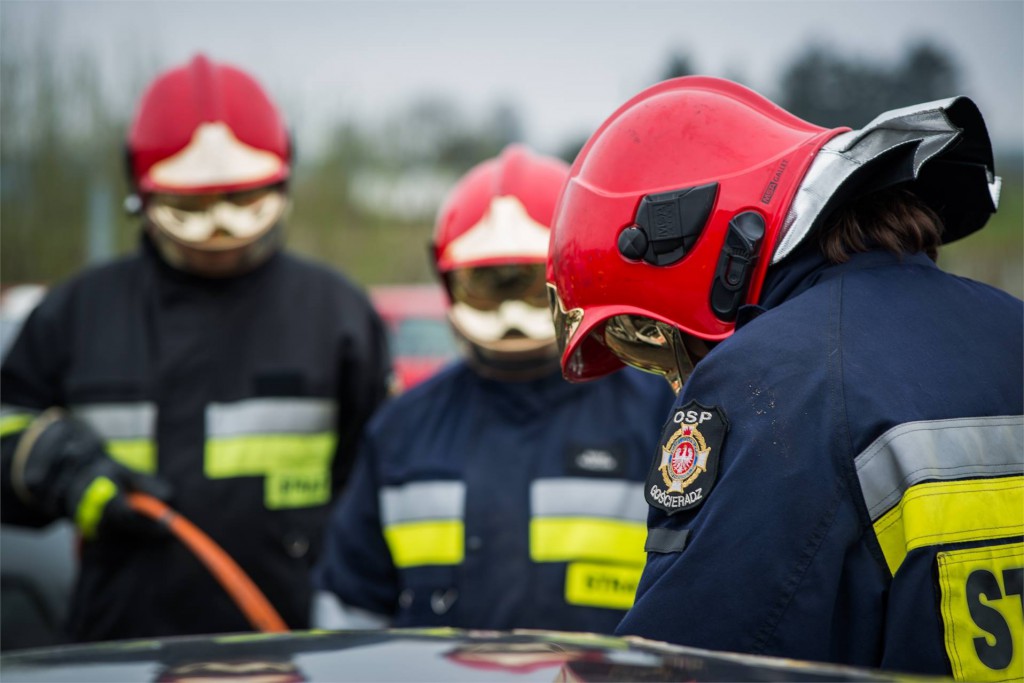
[547,76,848,383]
[127,54,290,195]
[433,145,570,378]
[126,55,292,277]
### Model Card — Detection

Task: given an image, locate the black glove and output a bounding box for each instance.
[12,410,173,541]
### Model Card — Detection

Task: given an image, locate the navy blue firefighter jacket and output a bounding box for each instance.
[314,363,675,633]
[616,247,1024,680]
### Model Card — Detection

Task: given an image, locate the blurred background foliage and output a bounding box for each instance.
[1,27,1021,297]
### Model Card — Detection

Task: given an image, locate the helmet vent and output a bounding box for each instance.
[620,182,718,266]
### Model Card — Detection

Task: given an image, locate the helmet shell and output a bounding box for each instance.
[127,54,290,195]
[433,145,569,273]
[548,76,846,381]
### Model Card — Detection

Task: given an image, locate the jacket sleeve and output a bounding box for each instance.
[614,330,871,661]
[313,431,399,622]
[1,290,70,527]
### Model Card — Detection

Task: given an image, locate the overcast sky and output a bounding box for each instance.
[4,0,1023,157]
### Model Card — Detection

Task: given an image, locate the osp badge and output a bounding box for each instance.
[646,401,729,514]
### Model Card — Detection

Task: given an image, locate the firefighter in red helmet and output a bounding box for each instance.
[547,76,1022,677]
[312,145,674,632]
[0,55,392,641]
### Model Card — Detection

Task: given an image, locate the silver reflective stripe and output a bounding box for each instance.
[381,481,465,526]
[70,402,156,439]
[855,415,1024,520]
[531,478,647,521]
[206,398,336,437]
[774,96,1000,264]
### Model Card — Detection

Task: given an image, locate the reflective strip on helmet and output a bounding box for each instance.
[71,403,158,474]
[439,195,550,269]
[147,121,287,192]
[75,475,119,540]
[206,398,336,437]
[854,415,1024,575]
[381,481,466,568]
[530,518,647,566]
[564,562,643,610]
[531,478,647,521]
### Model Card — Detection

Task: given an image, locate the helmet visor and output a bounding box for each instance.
[146,185,287,248]
[448,264,548,311]
[602,315,703,394]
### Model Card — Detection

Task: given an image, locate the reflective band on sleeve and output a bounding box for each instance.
[206,398,336,437]
[72,403,157,474]
[874,476,1024,576]
[0,413,33,438]
[565,562,643,610]
[205,434,336,509]
[75,476,118,540]
[530,518,647,565]
[380,481,466,527]
[531,478,647,521]
[853,416,1024,575]
[855,415,1024,520]
[384,520,465,568]
[72,403,157,440]
[107,440,157,475]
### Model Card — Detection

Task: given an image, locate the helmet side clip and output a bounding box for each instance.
[618,182,718,266]
[710,211,765,321]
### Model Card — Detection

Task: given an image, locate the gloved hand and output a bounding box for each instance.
[11,409,173,541]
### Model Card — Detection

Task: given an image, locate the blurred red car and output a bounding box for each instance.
[369,283,459,393]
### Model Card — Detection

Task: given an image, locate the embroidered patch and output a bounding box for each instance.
[646,401,728,514]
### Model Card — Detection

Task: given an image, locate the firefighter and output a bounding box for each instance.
[0,55,392,641]
[546,76,1023,677]
[312,145,675,632]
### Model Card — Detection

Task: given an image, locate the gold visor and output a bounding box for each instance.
[546,282,584,359]
[603,315,701,394]
[146,186,287,248]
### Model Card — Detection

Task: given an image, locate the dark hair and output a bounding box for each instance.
[819,187,943,264]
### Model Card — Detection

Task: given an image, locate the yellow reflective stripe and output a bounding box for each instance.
[204,433,335,478]
[530,518,647,565]
[384,520,464,568]
[74,476,118,540]
[565,562,643,610]
[205,433,336,509]
[106,440,157,475]
[937,542,1024,682]
[874,476,1024,575]
[0,414,32,438]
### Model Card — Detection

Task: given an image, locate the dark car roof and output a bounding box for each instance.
[0,628,927,682]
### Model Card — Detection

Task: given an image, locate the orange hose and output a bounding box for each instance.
[127,492,289,633]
